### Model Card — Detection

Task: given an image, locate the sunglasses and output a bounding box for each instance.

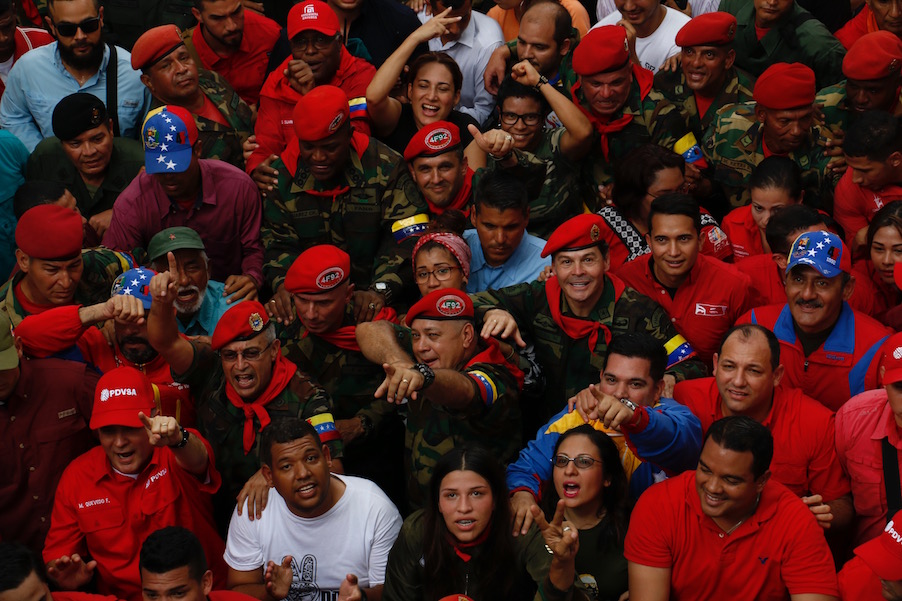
[54,16,101,38]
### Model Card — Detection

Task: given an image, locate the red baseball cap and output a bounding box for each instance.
[843,31,902,81]
[881,332,902,386]
[131,24,184,71]
[15,204,83,260]
[211,301,270,350]
[285,245,350,294]
[287,0,340,39]
[404,121,462,162]
[293,85,350,142]
[754,62,816,110]
[542,213,607,258]
[573,25,630,77]
[90,366,156,429]
[856,510,902,580]
[675,12,737,47]
[405,288,473,326]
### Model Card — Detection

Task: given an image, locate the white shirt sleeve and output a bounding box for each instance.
[223,499,266,572]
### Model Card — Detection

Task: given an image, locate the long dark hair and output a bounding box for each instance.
[423,445,516,598]
[542,425,631,546]
[867,201,902,253]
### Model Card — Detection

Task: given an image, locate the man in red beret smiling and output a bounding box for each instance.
[705,62,838,209]
[357,287,524,506]
[147,252,342,526]
[404,120,473,218]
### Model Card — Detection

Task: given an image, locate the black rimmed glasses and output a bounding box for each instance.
[219,340,274,362]
[415,266,460,283]
[500,111,543,126]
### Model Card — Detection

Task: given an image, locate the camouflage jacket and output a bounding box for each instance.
[471,276,707,422]
[648,67,756,143]
[150,68,254,170]
[703,101,838,209]
[174,341,341,502]
[816,81,853,138]
[1,247,135,327]
[262,138,428,301]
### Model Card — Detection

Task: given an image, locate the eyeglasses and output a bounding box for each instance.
[553,454,602,470]
[500,111,543,126]
[291,33,338,51]
[415,266,459,283]
[54,16,101,37]
[219,340,274,362]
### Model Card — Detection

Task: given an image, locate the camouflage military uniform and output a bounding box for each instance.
[25,137,144,218]
[0,247,135,327]
[173,341,341,521]
[149,69,254,170]
[471,276,707,423]
[816,81,853,138]
[262,138,428,302]
[703,101,838,209]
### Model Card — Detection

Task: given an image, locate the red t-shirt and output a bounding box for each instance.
[625,472,839,600]
[722,205,764,260]
[833,168,902,251]
[673,377,851,502]
[838,555,885,600]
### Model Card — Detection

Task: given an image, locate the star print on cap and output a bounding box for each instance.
[142,105,198,175]
[785,230,851,278]
[111,267,157,309]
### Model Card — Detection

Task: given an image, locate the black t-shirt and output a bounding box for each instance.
[379,103,479,156]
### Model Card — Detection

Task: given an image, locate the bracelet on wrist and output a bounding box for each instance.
[170,427,190,449]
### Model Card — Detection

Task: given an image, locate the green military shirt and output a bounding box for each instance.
[719,0,845,90]
[703,101,838,209]
[816,81,853,138]
[471,276,707,422]
[262,138,428,302]
[149,68,253,170]
[25,137,144,218]
[174,341,341,504]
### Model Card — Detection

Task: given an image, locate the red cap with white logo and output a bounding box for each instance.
[880,331,902,386]
[90,366,156,429]
[855,510,902,580]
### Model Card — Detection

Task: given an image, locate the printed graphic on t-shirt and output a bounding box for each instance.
[286,554,339,601]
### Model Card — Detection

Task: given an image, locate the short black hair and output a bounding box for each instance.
[718,324,780,370]
[430,0,468,11]
[0,542,45,592]
[140,527,208,582]
[13,180,71,219]
[844,110,902,162]
[613,144,685,223]
[647,193,701,235]
[704,415,774,480]
[260,417,322,467]
[496,76,549,114]
[764,204,828,255]
[474,169,529,216]
[605,332,667,381]
[0,0,13,14]
[748,156,803,200]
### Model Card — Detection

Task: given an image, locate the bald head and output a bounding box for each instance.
[522,0,571,46]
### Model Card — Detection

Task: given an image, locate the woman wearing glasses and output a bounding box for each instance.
[383,444,589,600]
[543,425,630,601]
[411,213,472,298]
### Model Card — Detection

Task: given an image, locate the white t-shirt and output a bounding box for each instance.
[593,7,691,74]
[224,475,402,600]
[596,0,719,21]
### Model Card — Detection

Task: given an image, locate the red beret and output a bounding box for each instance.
[573,26,630,77]
[293,85,350,142]
[843,31,902,81]
[90,366,156,429]
[675,12,737,47]
[403,121,462,162]
[285,245,350,294]
[16,204,83,260]
[287,0,340,40]
[131,24,184,71]
[406,288,474,325]
[211,301,270,350]
[542,213,606,258]
[753,62,815,110]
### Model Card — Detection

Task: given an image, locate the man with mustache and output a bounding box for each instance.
[738,230,890,412]
[0,0,150,152]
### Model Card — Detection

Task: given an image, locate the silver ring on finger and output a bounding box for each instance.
[563,526,571,532]
[368,302,376,310]
[401,378,410,384]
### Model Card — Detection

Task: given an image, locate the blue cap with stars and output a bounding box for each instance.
[785,230,851,279]
[141,105,197,175]
[111,267,157,309]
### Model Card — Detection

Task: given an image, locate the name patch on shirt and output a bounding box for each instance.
[695,304,727,316]
[58,408,77,419]
[145,468,169,489]
[78,497,111,509]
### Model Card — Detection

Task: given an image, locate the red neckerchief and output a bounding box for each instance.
[544,273,625,352]
[225,353,297,453]
[761,139,787,159]
[14,281,57,315]
[446,519,493,562]
[693,91,715,120]
[571,64,653,161]
[280,130,371,180]
[467,337,524,390]
[428,168,474,217]
[305,306,399,351]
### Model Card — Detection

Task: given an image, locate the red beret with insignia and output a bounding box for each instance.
[675,12,737,47]
[753,62,816,110]
[15,204,83,260]
[285,245,351,294]
[212,301,270,350]
[406,288,474,325]
[293,85,350,142]
[403,121,462,162]
[843,31,902,81]
[131,24,184,71]
[572,25,631,77]
[287,0,340,40]
[542,213,607,258]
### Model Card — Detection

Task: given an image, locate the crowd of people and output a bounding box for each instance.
[4,0,902,598]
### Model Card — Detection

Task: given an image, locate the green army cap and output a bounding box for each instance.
[0,311,19,370]
[148,227,206,262]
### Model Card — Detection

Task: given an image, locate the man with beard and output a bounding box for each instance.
[147,227,238,338]
[13,266,197,426]
[0,0,150,152]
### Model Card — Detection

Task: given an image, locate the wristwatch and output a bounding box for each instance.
[619,398,638,412]
[170,427,190,449]
[369,281,392,304]
[534,74,549,92]
[412,363,435,389]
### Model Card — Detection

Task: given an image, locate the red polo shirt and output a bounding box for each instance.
[625,472,838,600]
[0,26,54,99]
[615,253,751,366]
[191,11,283,106]
[42,436,226,601]
[834,169,902,250]
[837,556,884,600]
[722,205,764,261]
[673,377,851,502]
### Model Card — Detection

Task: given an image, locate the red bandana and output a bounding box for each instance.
[447,519,493,562]
[544,274,625,352]
[427,168,474,217]
[305,306,399,351]
[225,353,297,453]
